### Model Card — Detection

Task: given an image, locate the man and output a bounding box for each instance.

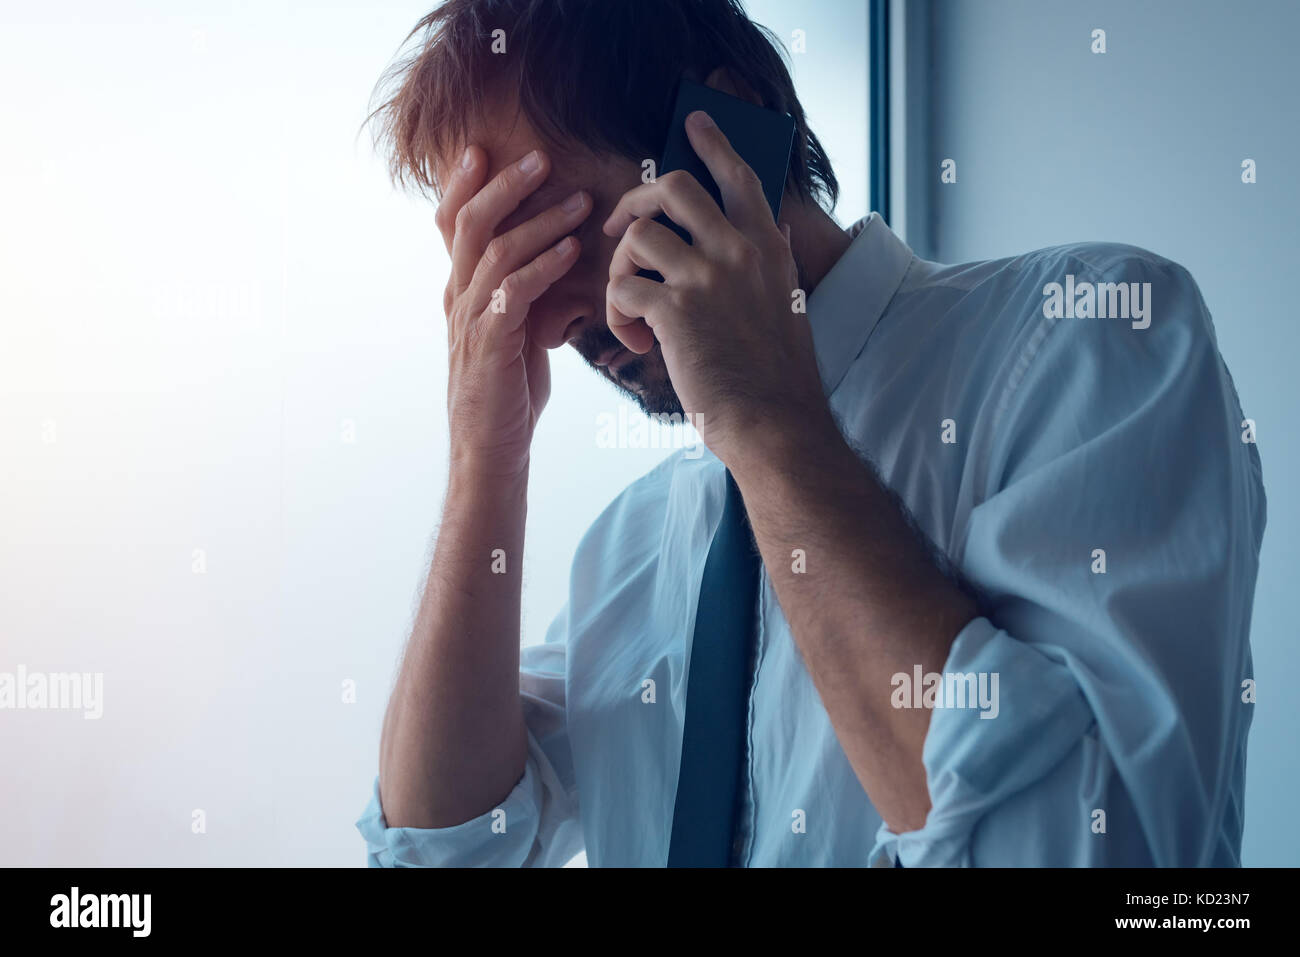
[357,0,1265,866]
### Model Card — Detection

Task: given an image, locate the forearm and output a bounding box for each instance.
[378,463,530,828]
[730,418,977,833]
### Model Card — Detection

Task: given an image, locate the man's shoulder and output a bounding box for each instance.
[914,239,1197,298]
[1008,239,1187,277]
[865,237,1227,465]
[894,239,1212,367]
[921,240,1235,461]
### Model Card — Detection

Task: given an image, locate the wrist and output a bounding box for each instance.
[727,402,849,485]
[447,453,530,504]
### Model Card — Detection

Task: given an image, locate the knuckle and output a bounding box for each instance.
[434,202,454,234]
[735,239,761,265]
[696,260,724,290]
[665,286,690,315]
[493,171,518,200]
[722,238,760,269]
[733,161,761,188]
[483,234,510,267]
[453,204,475,236]
[660,169,693,194]
[626,216,654,243]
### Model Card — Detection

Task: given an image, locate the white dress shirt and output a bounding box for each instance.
[358,213,1265,866]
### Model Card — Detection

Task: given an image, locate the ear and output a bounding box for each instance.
[702,66,763,107]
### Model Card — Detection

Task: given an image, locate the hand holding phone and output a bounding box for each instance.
[636,78,795,282]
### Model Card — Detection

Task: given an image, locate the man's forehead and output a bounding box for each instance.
[433,125,586,195]
[444,88,614,178]
[492,179,578,235]
[478,130,595,188]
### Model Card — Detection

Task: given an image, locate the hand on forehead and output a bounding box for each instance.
[433,123,566,222]
[429,89,636,238]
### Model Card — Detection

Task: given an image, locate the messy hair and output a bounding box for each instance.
[369,0,839,209]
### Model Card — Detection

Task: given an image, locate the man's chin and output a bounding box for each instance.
[629,390,685,418]
[608,354,684,418]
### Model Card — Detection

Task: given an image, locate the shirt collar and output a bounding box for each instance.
[805,212,916,397]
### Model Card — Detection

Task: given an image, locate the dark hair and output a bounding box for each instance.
[369,0,838,210]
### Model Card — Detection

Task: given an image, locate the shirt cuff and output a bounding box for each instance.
[872,615,1095,867]
[356,735,547,868]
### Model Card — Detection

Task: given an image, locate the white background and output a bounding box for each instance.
[0,0,867,865]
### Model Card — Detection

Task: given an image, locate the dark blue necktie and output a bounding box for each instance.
[667,469,761,867]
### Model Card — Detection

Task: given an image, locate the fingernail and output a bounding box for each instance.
[562,191,585,212]
[461,148,474,169]
[556,236,575,254]
[518,150,541,173]
[688,110,714,129]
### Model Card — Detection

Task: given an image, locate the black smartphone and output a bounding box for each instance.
[636,78,796,283]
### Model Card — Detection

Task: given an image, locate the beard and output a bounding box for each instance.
[571,325,684,416]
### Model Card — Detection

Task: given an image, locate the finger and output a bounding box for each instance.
[433,144,487,254]
[605,275,665,355]
[683,110,777,239]
[449,149,551,297]
[464,188,591,310]
[484,234,583,342]
[607,216,697,288]
[600,168,733,250]
[605,217,692,355]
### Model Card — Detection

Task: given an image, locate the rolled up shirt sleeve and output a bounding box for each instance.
[871,254,1265,867]
[357,609,584,867]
